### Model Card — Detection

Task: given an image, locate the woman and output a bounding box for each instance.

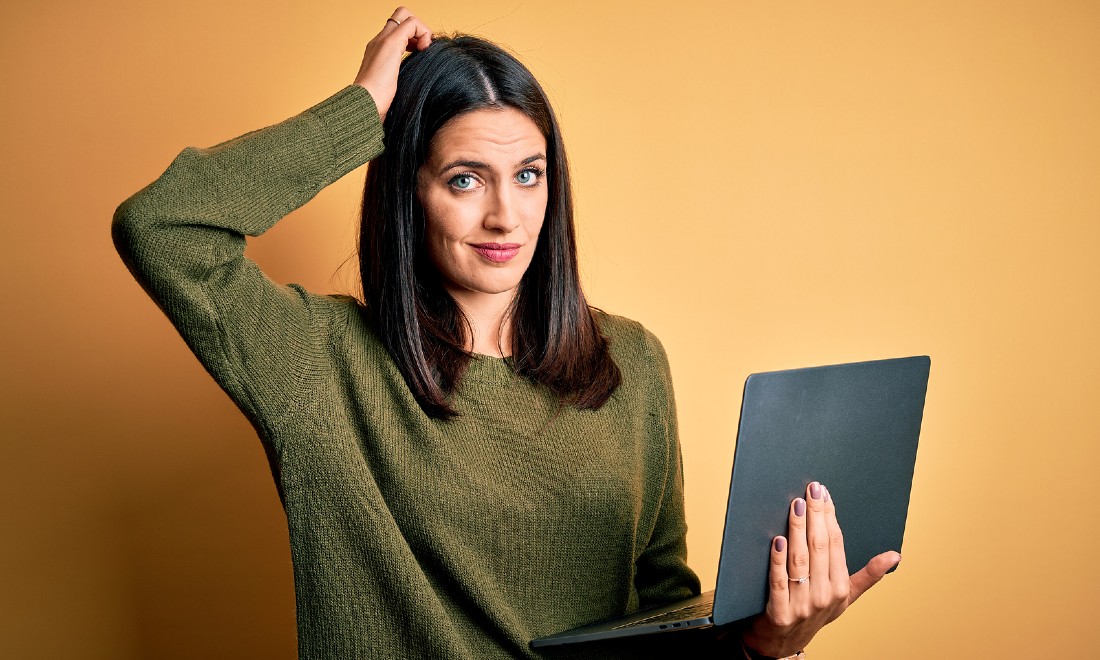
[113,7,899,659]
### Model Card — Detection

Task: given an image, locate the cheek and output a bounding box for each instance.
[523,191,549,234]
[420,196,470,267]
[419,188,448,239]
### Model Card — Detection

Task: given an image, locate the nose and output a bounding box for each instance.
[482,183,520,233]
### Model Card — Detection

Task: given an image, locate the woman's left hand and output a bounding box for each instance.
[739,482,902,658]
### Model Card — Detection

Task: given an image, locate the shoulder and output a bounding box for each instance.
[309,290,362,314]
[285,289,395,384]
[594,309,670,368]
[287,287,356,321]
[291,288,380,348]
[593,309,673,394]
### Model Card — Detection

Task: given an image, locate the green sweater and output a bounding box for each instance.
[113,86,713,659]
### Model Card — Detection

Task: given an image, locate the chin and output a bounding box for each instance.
[452,271,525,298]
[471,279,523,296]
[441,256,534,299]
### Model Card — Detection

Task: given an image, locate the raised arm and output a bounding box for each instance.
[112,7,431,427]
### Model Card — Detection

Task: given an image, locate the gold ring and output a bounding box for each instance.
[387,17,402,26]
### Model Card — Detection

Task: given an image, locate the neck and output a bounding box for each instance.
[448,288,515,358]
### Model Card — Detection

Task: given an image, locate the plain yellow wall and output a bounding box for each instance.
[2,1,1098,658]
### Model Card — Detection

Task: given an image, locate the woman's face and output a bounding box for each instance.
[417,107,548,310]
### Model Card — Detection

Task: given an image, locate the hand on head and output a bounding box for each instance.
[741,482,902,657]
[354,6,432,121]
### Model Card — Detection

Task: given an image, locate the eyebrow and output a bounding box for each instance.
[437,153,547,175]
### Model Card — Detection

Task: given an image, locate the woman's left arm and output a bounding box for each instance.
[733,482,902,658]
[633,327,702,608]
[629,327,898,656]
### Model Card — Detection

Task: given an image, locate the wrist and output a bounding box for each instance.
[740,637,805,660]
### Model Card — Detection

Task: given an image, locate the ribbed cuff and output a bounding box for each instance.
[306,84,385,178]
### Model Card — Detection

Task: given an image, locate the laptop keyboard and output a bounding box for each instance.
[611,595,715,630]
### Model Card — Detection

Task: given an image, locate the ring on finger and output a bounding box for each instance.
[387,17,402,26]
[788,575,809,584]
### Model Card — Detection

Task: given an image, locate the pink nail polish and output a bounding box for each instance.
[810,482,821,500]
[794,499,806,517]
[824,486,831,503]
[775,537,786,552]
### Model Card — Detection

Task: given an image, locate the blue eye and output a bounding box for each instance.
[450,174,476,190]
[516,168,542,186]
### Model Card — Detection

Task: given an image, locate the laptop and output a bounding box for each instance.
[530,355,930,648]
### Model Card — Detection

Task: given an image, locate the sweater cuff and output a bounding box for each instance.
[306,85,385,178]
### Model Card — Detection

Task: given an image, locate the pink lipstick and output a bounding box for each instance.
[471,243,521,263]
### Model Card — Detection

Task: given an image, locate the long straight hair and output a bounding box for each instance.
[359,35,620,419]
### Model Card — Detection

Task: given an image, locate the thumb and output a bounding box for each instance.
[848,550,901,605]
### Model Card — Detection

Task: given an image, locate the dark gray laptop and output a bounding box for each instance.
[531,355,930,648]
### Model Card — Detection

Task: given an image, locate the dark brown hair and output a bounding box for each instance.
[359,35,620,419]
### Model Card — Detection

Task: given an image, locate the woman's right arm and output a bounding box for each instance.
[112,8,431,424]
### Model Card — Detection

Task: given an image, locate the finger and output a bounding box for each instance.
[786,496,810,609]
[388,6,412,24]
[367,11,422,58]
[409,19,433,51]
[767,536,792,624]
[823,485,849,603]
[384,11,432,52]
[805,481,831,606]
[848,550,901,605]
[392,17,432,52]
[380,7,410,35]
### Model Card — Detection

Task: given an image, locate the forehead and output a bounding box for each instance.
[427,107,546,163]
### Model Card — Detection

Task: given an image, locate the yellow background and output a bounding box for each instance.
[2,1,1098,658]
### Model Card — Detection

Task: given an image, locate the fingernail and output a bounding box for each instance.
[774,537,786,552]
[794,499,806,517]
[824,486,831,503]
[810,482,821,500]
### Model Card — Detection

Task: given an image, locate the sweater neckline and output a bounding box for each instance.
[463,353,518,384]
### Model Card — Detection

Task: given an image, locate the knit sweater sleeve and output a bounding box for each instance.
[633,327,702,609]
[631,329,748,657]
[112,85,383,428]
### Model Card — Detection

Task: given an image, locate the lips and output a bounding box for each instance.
[471,243,522,263]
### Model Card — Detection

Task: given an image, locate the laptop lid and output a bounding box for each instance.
[712,355,930,625]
